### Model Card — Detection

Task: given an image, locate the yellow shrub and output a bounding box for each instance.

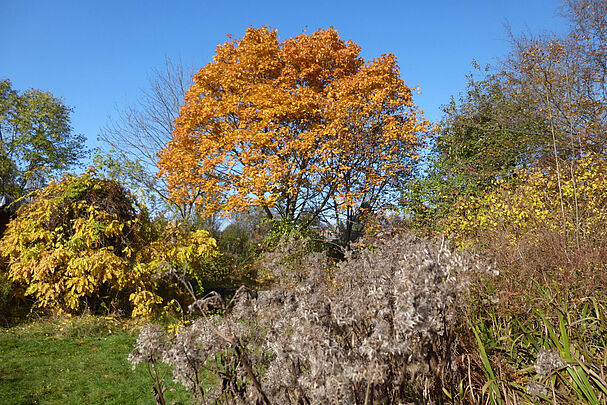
[0,173,220,317]
[140,224,221,295]
[443,155,607,303]
[0,173,151,314]
[444,154,607,250]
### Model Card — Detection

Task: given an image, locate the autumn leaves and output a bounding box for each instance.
[158,27,426,226]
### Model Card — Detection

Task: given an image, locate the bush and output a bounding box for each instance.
[213,214,265,282]
[0,273,17,323]
[444,154,607,305]
[131,233,488,404]
[0,172,219,317]
[138,221,220,302]
[0,173,150,314]
[440,155,607,403]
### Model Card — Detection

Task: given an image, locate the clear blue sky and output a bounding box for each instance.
[2,0,567,159]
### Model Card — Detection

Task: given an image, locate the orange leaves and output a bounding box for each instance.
[158,27,427,220]
[281,28,363,91]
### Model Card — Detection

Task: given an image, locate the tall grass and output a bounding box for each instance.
[466,289,606,404]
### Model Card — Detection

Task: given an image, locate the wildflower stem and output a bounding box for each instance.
[170,265,272,404]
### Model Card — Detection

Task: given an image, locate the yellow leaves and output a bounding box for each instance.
[103,220,125,238]
[122,246,133,259]
[129,290,163,319]
[143,225,220,285]
[445,154,607,249]
[0,173,151,315]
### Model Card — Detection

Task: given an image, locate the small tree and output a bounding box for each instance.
[0,173,149,313]
[402,67,551,229]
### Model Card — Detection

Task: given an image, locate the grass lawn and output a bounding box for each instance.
[0,315,192,405]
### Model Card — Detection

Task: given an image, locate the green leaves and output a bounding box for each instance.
[0,79,87,198]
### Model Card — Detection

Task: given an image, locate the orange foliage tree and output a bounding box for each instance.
[158,27,427,237]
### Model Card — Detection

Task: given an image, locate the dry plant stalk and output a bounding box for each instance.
[130,233,489,404]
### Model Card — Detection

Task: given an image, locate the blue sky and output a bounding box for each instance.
[2,0,567,158]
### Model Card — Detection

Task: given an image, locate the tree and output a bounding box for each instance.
[402,66,551,229]
[404,0,607,230]
[158,27,427,241]
[98,59,202,221]
[498,0,607,243]
[437,68,550,183]
[0,79,86,198]
[502,0,607,160]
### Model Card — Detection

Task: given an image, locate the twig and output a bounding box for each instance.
[168,264,272,405]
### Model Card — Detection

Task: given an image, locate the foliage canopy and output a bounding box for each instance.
[159,27,427,232]
[0,79,86,198]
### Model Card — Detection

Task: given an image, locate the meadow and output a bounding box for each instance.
[0,315,193,405]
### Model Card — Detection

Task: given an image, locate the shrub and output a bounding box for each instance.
[0,273,17,323]
[0,172,150,314]
[138,222,220,303]
[0,172,220,317]
[131,232,488,404]
[440,155,607,403]
[443,154,607,305]
[213,213,265,282]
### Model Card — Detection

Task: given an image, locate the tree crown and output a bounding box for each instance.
[0,79,87,198]
[158,27,427,232]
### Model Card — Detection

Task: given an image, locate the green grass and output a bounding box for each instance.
[0,315,193,405]
[468,291,607,404]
